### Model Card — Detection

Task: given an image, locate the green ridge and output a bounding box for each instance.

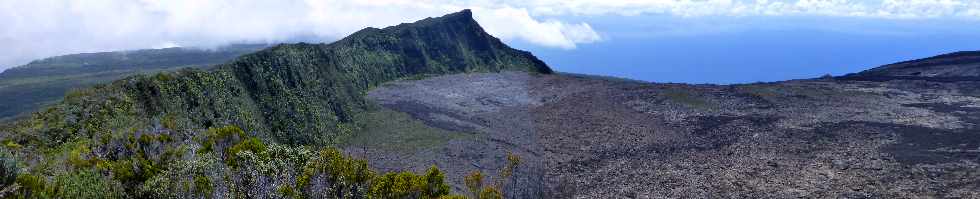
[0,9,546,198]
[0,44,268,121]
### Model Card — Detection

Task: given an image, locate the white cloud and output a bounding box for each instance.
[473,6,601,49]
[0,0,600,71]
[509,0,980,19]
[2,0,979,71]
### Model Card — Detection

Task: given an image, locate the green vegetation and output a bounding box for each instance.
[463,153,520,199]
[0,150,17,187]
[368,166,452,199]
[662,89,713,109]
[737,83,873,103]
[10,169,125,199]
[341,106,478,153]
[0,10,545,198]
[0,44,268,121]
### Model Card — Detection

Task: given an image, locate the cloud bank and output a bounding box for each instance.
[2,0,978,71]
[0,0,601,71]
[520,0,980,18]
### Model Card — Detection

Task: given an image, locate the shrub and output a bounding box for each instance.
[464,171,483,198]
[368,172,423,198]
[422,166,450,198]
[438,195,469,199]
[297,148,375,198]
[14,173,48,198]
[48,169,124,198]
[366,165,452,198]
[140,153,224,199]
[478,187,503,199]
[464,152,521,199]
[66,141,101,169]
[277,184,297,198]
[193,175,213,197]
[199,125,246,156]
[226,137,267,167]
[0,151,18,187]
[495,153,520,188]
[3,140,21,149]
[110,159,137,184]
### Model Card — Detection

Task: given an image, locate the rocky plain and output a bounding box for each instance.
[350,70,980,198]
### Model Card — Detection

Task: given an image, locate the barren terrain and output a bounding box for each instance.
[349,71,980,198]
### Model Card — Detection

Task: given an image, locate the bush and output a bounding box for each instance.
[14,173,48,198]
[369,172,423,198]
[226,137,267,167]
[140,153,224,199]
[0,151,18,187]
[199,125,247,155]
[438,195,469,199]
[464,152,521,199]
[422,166,450,198]
[193,175,213,196]
[478,187,503,199]
[464,171,483,198]
[297,148,374,198]
[48,169,125,198]
[367,166,450,199]
[66,141,102,169]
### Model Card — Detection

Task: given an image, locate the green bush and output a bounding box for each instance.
[463,152,521,199]
[199,125,247,155]
[193,175,213,197]
[0,150,18,187]
[297,148,375,197]
[140,153,224,199]
[66,141,102,169]
[478,187,503,199]
[14,173,49,198]
[368,172,423,198]
[464,171,483,198]
[226,137,267,167]
[438,195,469,199]
[422,166,451,198]
[110,159,137,184]
[367,166,451,199]
[110,155,163,190]
[48,169,125,198]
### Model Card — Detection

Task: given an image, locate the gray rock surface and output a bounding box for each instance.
[354,71,980,198]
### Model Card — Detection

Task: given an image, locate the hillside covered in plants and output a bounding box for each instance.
[0,44,268,122]
[0,10,549,198]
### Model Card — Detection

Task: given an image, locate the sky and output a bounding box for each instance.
[2,0,979,84]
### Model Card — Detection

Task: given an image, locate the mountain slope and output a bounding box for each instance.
[0,44,268,121]
[361,64,980,198]
[6,9,549,146]
[0,9,549,198]
[9,8,976,198]
[842,51,980,81]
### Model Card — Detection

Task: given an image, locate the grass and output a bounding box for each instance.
[662,89,712,109]
[738,83,873,103]
[339,106,478,153]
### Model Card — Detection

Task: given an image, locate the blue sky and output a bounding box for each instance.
[512,15,980,84]
[2,0,979,84]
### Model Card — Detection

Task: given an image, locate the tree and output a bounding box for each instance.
[423,166,450,198]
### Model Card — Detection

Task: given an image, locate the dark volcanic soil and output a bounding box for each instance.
[353,72,980,198]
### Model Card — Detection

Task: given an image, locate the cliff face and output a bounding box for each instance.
[0,44,268,121]
[6,9,551,148]
[0,10,554,198]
